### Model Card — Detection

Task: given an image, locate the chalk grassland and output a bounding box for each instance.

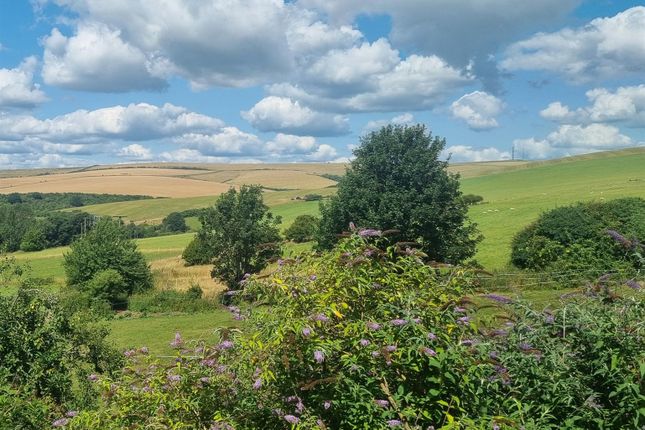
[462,149,645,268]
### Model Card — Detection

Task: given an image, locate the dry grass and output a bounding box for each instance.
[150,256,225,297]
[228,170,336,189]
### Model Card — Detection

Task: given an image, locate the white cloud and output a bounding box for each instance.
[443,145,510,162]
[502,6,645,82]
[513,123,638,159]
[265,133,317,154]
[118,144,153,160]
[42,23,167,92]
[285,8,361,58]
[363,113,414,133]
[450,91,503,130]
[541,85,645,127]
[0,57,48,108]
[242,96,349,136]
[306,144,338,161]
[174,128,263,157]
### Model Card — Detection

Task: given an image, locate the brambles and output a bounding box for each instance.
[511,197,645,274]
[317,124,481,264]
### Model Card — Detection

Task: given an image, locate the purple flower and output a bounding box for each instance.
[227,305,241,314]
[421,347,436,357]
[311,313,330,323]
[170,332,183,349]
[457,316,471,325]
[371,351,381,358]
[167,374,181,383]
[253,378,262,390]
[519,342,532,351]
[201,359,216,367]
[278,259,285,266]
[427,332,437,340]
[385,345,397,352]
[233,313,245,321]
[626,279,641,290]
[65,411,78,418]
[387,419,403,427]
[359,339,371,346]
[490,329,508,337]
[88,373,98,382]
[489,351,499,360]
[323,400,332,410]
[284,415,300,424]
[454,306,467,313]
[607,229,632,247]
[215,365,227,373]
[200,377,211,384]
[461,339,477,347]
[374,399,389,408]
[52,418,69,427]
[302,327,312,337]
[482,294,513,304]
[314,350,325,364]
[358,228,382,237]
[124,349,136,357]
[218,340,234,350]
[367,321,381,331]
[411,317,422,324]
[309,274,317,281]
[390,319,407,326]
[545,314,555,324]
[139,346,149,355]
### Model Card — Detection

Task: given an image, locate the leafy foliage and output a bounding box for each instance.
[186,185,282,289]
[317,124,481,264]
[461,194,484,205]
[511,197,645,274]
[162,211,189,233]
[284,214,319,243]
[63,219,153,307]
[0,282,122,429]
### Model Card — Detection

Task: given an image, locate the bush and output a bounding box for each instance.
[511,198,645,274]
[162,212,188,233]
[128,287,215,314]
[182,233,215,265]
[462,194,484,205]
[0,287,122,429]
[20,223,48,251]
[284,214,319,242]
[317,124,481,264]
[64,219,153,307]
[302,194,323,201]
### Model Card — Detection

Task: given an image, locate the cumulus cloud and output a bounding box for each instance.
[242,96,349,136]
[174,128,264,157]
[305,144,338,161]
[513,123,638,159]
[363,113,414,133]
[265,133,317,154]
[117,144,153,160]
[42,23,167,92]
[541,85,645,127]
[502,6,645,82]
[0,57,48,108]
[450,91,503,130]
[443,145,510,162]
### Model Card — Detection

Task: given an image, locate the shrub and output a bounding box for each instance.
[317,124,481,264]
[302,194,323,201]
[284,214,319,242]
[64,218,153,307]
[162,212,188,233]
[128,288,215,314]
[511,197,645,274]
[0,286,122,429]
[182,233,214,265]
[461,194,484,205]
[20,223,48,251]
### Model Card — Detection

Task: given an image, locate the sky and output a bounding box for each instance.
[0,0,644,168]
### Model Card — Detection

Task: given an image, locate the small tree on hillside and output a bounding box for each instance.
[162,212,188,233]
[317,124,481,263]
[284,214,319,242]
[191,185,281,289]
[64,219,153,306]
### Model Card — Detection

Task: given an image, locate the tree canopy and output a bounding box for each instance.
[189,185,282,289]
[317,124,481,263]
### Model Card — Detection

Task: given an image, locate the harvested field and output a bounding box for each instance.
[150,257,225,297]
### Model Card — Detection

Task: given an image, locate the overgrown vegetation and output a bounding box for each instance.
[284,214,319,242]
[317,124,481,264]
[64,219,154,308]
[511,197,645,275]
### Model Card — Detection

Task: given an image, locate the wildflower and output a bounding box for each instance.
[65,411,78,418]
[52,418,69,427]
[420,347,436,357]
[309,274,317,281]
[311,313,330,323]
[545,314,555,324]
[227,305,241,314]
[427,332,437,340]
[387,419,403,427]
[454,306,467,313]
[411,317,422,324]
[88,374,98,382]
[358,228,382,237]
[253,378,262,390]
[390,318,407,326]
[170,332,183,349]
[323,400,332,410]
[367,321,381,331]
[606,229,632,247]
[385,345,397,352]
[359,339,370,346]
[371,351,381,358]
[167,374,181,383]
[139,346,149,354]
[374,399,389,408]
[201,359,216,367]
[457,316,471,325]
[626,279,641,290]
[519,342,532,351]
[461,339,477,346]
[218,340,234,350]
[124,349,136,357]
[482,294,513,304]
[489,351,499,360]
[490,329,508,337]
[278,259,285,266]
[215,365,227,373]
[314,350,325,363]
[284,415,300,424]
[200,377,211,384]
[302,327,312,337]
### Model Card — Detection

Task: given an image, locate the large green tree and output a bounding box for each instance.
[317,124,481,263]
[63,218,153,306]
[189,185,282,289]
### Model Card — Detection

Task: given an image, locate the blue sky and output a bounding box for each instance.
[0,0,643,168]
